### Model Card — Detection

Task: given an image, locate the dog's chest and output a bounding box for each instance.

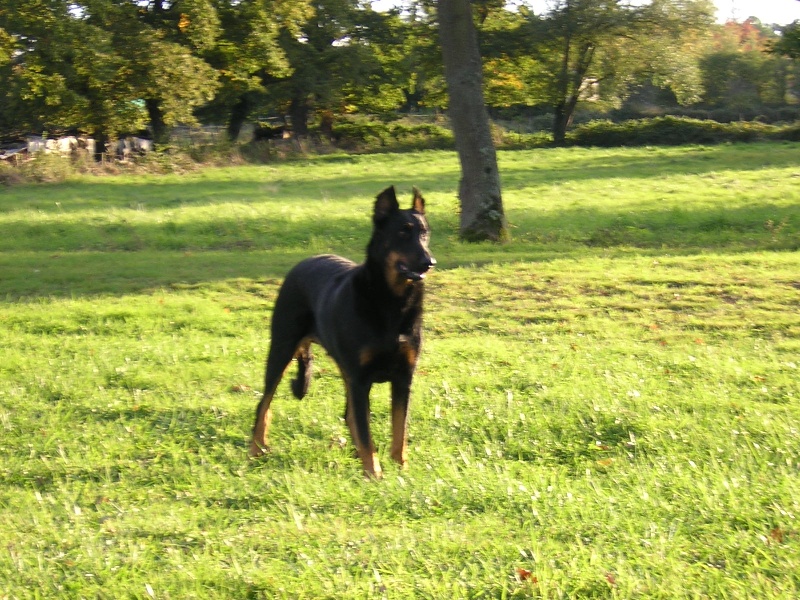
[358,334,419,381]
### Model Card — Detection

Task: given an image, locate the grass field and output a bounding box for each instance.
[1,143,799,598]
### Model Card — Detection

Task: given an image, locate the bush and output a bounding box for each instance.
[329,117,454,152]
[0,161,23,186]
[771,122,800,142]
[567,116,787,147]
[16,152,75,183]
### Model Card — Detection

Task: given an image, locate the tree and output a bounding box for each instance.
[521,0,714,145]
[0,0,138,142]
[476,7,548,110]
[771,21,800,59]
[699,19,798,110]
[0,0,219,147]
[438,0,507,242]
[103,0,220,144]
[262,0,406,137]
[339,7,420,116]
[200,0,311,141]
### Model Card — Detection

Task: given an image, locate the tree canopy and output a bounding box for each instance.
[0,0,797,144]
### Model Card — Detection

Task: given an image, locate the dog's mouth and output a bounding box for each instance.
[396,260,433,281]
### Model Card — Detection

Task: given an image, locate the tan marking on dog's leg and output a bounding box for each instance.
[343,377,383,479]
[398,341,418,369]
[249,393,274,458]
[345,405,383,479]
[390,402,408,469]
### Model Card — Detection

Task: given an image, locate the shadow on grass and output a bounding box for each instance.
[1,144,797,300]
[2,199,796,301]
[0,164,453,214]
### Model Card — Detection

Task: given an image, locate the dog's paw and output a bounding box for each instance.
[248,442,269,458]
[363,466,384,481]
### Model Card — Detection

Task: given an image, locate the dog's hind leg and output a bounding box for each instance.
[249,388,275,458]
[249,334,306,458]
[290,338,313,400]
[250,280,314,458]
[249,343,290,457]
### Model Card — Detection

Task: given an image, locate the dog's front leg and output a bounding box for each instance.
[390,378,411,469]
[344,378,382,479]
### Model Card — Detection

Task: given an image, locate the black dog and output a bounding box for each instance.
[249,186,435,478]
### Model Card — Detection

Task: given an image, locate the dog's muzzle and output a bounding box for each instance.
[398,256,436,281]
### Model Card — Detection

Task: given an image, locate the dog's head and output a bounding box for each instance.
[370,186,435,295]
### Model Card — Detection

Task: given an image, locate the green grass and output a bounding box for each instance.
[1,143,799,598]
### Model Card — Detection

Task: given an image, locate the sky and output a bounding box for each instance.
[713,0,800,24]
[370,1,800,25]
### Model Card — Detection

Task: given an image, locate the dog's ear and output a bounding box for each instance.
[411,187,425,215]
[374,186,400,223]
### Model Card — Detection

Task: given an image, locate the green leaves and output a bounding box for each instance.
[176,0,221,52]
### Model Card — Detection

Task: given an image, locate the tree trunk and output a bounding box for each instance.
[438,0,507,242]
[145,99,168,146]
[227,94,252,142]
[553,41,593,146]
[93,130,109,162]
[553,102,570,146]
[289,94,310,137]
[553,94,578,146]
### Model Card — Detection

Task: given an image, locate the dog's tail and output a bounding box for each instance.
[290,346,312,400]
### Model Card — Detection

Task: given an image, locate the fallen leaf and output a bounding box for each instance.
[769,527,784,544]
[231,384,251,393]
[596,458,614,467]
[605,572,617,586]
[329,435,348,449]
[516,567,537,583]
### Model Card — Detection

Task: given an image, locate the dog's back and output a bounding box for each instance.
[273,254,356,324]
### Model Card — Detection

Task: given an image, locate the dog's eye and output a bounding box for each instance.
[398,223,414,238]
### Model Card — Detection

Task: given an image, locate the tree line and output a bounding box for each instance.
[1,0,798,151]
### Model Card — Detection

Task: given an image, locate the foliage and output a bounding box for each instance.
[771,20,800,59]
[330,117,454,151]
[0,0,138,138]
[260,0,409,135]
[0,146,799,597]
[1,0,799,145]
[0,0,313,143]
[566,116,791,146]
[514,0,715,144]
[701,19,799,109]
